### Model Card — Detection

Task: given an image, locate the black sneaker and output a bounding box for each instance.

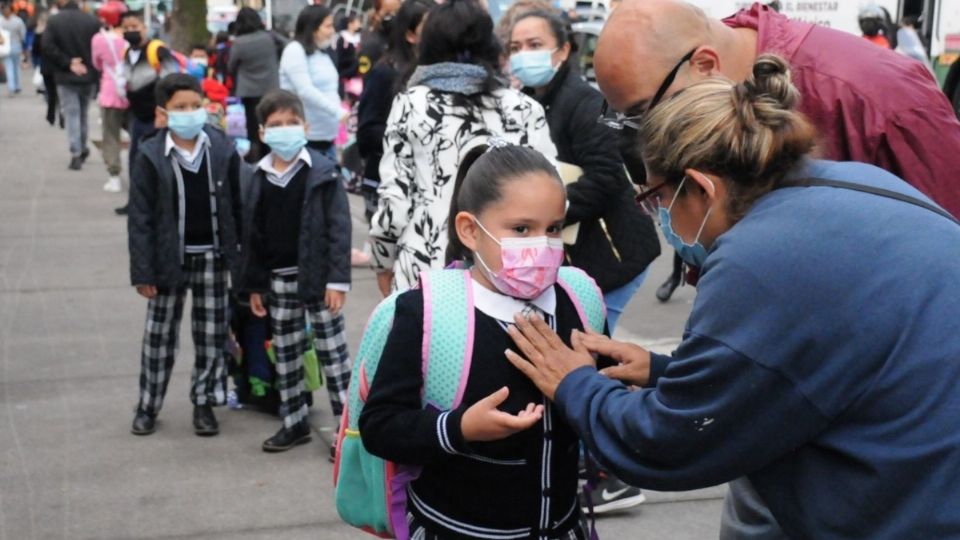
[131,409,156,435]
[655,274,681,303]
[68,156,83,171]
[262,422,312,453]
[79,148,90,162]
[114,205,128,216]
[193,405,219,436]
[580,476,645,515]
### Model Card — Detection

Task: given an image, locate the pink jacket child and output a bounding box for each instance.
[91,29,129,109]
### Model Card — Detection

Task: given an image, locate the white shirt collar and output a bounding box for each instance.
[165,130,209,163]
[256,148,312,188]
[471,277,556,323]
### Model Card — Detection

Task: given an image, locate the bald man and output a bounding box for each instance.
[595,1,960,538]
[596,1,960,219]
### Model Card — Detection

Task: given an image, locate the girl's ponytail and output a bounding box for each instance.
[445,144,490,266]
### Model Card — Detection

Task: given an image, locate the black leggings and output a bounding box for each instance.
[43,72,58,125]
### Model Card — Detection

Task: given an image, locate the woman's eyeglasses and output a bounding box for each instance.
[634,181,669,217]
[597,48,697,131]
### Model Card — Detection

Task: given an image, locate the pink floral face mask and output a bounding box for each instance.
[472,218,565,300]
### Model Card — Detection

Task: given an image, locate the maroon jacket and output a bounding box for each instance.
[726,4,960,218]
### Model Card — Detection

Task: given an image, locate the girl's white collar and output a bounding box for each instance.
[470,277,556,323]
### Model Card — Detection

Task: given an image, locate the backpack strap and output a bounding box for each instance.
[420,270,475,410]
[145,39,164,71]
[346,290,402,430]
[556,267,606,334]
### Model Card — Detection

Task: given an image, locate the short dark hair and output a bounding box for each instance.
[417,0,501,95]
[155,73,203,107]
[294,5,333,55]
[446,143,561,264]
[120,10,143,23]
[190,44,208,54]
[256,89,305,124]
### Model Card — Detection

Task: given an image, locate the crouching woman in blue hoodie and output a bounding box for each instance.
[504,54,960,540]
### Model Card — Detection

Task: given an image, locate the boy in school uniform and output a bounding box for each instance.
[242,89,353,454]
[128,73,243,436]
[115,10,179,215]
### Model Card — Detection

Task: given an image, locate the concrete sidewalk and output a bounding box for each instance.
[0,82,723,539]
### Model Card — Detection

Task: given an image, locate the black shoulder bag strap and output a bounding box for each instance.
[779,177,960,227]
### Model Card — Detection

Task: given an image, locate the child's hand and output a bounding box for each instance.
[136,285,157,299]
[250,293,267,318]
[460,387,544,443]
[325,289,346,315]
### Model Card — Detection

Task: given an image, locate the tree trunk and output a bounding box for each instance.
[169,0,208,53]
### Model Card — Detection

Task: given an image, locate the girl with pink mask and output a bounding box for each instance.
[359,143,612,540]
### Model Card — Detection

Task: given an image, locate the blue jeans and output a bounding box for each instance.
[4,54,20,92]
[603,268,650,333]
[58,83,95,157]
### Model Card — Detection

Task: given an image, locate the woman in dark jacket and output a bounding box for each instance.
[228,7,280,161]
[355,0,431,221]
[508,10,660,332]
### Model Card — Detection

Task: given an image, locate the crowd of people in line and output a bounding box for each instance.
[3,0,960,537]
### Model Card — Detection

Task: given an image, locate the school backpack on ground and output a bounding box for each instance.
[333,267,606,539]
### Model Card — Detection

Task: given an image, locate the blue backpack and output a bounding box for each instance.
[333,267,606,538]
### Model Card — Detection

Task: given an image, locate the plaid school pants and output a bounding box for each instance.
[137,252,229,416]
[268,272,352,429]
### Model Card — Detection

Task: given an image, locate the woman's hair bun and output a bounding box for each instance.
[743,53,799,111]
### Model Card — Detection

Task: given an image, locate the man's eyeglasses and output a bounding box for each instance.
[634,181,669,217]
[597,48,697,130]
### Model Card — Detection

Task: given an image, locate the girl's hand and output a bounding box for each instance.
[136,285,157,299]
[250,293,267,318]
[460,387,544,442]
[325,289,346,315]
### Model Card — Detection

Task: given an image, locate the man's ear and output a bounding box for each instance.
[258,124,265,142]
[455,211,480,253]
[689,46,722,78]
[155,106,168,128]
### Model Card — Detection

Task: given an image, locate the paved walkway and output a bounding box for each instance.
[0,78,723,539]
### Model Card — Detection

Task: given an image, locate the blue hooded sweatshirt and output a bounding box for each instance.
[556,159,960,539]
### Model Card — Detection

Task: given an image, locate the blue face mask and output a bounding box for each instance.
[510,49,559,88]
[658,176,714,268]
[263,125,308,161]
[165,108,207,140]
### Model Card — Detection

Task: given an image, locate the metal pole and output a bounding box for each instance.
[265,0,273,29]
[144,0,152,34]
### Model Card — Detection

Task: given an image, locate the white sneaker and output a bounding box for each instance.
[102,176,122,193]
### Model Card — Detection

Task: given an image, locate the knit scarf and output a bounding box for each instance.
[407,62,489,95]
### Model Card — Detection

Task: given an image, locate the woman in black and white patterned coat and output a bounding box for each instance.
[369,0,557,295]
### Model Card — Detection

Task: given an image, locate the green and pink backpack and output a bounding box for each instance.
[333,267,606,538]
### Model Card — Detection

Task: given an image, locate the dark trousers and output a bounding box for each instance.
[128,116,157,175]
[42,72,58,125]
[241,96,264,162]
